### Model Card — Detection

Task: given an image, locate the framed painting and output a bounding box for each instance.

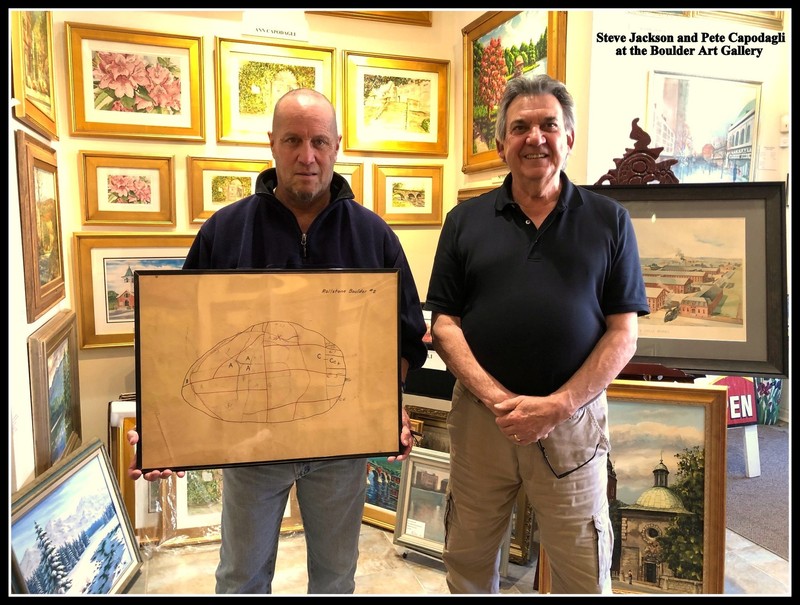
[15,130,65,323]
[645,72,761,184]
[393,446,450,559]
[335,162,364,204]
[307,11,433,27]
[187,157,271,223]
[72,233,195,349]
[538,379,727,594]
[585,182,788,377]
[343,51,449,156]
[65,22,204,141]
[11,438,142,594]
[27,310,82,477]
[373,164,443,226]
[160,468,224,547]
[462,11,567,173]
[133,269,403,471]
[10,10,58,140]
[215,37,334,145]
[78,151,176,226]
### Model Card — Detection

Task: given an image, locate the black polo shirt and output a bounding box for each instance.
[425,172,650,396]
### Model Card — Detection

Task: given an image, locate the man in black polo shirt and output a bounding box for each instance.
[425,75,650,594]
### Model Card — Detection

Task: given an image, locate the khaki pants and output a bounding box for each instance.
[442,380,613,594]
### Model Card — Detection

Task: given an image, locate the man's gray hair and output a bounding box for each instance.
[494,74,576,142]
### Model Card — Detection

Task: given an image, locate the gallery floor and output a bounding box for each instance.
[126,523,789,595]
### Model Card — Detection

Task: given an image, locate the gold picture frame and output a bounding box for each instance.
[307,11,432,27]
[344,51,449,156]
[538,380,727,594]
[215,37,335,145]
[10,10,58,140]
[462,11,567,173]
[187,157,272,223]
[73,232,195,349]
[65,22,204,141]
[373,164,443,226]
[334,162,364,204]
[15,130,65,323]
[79,151,176,226]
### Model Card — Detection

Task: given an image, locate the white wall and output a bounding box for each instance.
[9,10,790,491]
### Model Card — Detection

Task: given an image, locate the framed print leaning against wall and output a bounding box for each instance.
[187,157,271,223]
[65,22,204,141]
[585,182,788,377]
[462,11,567,173]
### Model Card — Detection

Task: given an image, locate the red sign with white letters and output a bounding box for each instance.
[709,376,759,427]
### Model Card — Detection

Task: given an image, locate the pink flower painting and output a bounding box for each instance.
[92,50,182,114]
[107,174,152,205]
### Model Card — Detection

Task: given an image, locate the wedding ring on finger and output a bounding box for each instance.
[513,434,521,442]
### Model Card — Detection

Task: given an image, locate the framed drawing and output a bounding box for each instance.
[307,11,433,27]
[72,232,195,349]
[373,164,443,226]
[646,72,761,184]
[65,22,204,141]
[462,11,567,173]
[585,182,788,377]
[538,379,727,594]
[10,10,58,140]
[343,51,449,156]
[215,37,334,145]
[27,310,82,477]
[15,130,65,323]
[335,162,364,204]
[393,446,450,559]
[134,269,403,471]
[11,439,142,594]
[187,157,271,223]
[79,151,176,226]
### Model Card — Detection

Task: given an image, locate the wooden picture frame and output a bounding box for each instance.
[79,151,176,226]
[393,446,450,559]
[10,10,58,140]
[343,51,449,156]
[538,380,727,594]
[72,233,195,349]
[15,130,65,323]
[27,310,82,477]
[65,22,204,141]
[645,71,761,184]
[462,11,567,173]
[215,37,334,145]
[335,162,364,204]
[585,182,788,377]
[373,164,443,226]
[307,11,433,27]
[134,269,402,471]
[187,157,271,223]
[11,439,142,594]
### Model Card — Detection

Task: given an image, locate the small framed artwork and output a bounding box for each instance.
[15,130,65,323]
[343,51,449,156]
[335,162,364,204]
[537,380,727,594]
[65,22,204,141]
[307,11,433,27]
[10,10,58,140]
[393,446,450,559]
[462,11,567,173]
[187,157,271,223]
[27,309,82,477]
[645,71,761,184]
[11,438,142,594]
[373,164,443,226]
[585,182,788,377]
[78,151,175,226]
[215,37,334,145]
[72,232,195,349]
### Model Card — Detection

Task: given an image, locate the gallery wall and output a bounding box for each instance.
[9,10,790,492]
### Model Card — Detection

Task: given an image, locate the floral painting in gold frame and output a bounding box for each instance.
[373,164,443,226]
[79,151,176,226]
[187,157,271,223]
[65,22,204,141]
[10,10,58,140]
[462,11,567,173]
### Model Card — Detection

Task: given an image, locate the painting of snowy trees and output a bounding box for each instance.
[11,439,141,594]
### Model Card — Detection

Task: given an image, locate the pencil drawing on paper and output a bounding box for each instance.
[181,320,347,423]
